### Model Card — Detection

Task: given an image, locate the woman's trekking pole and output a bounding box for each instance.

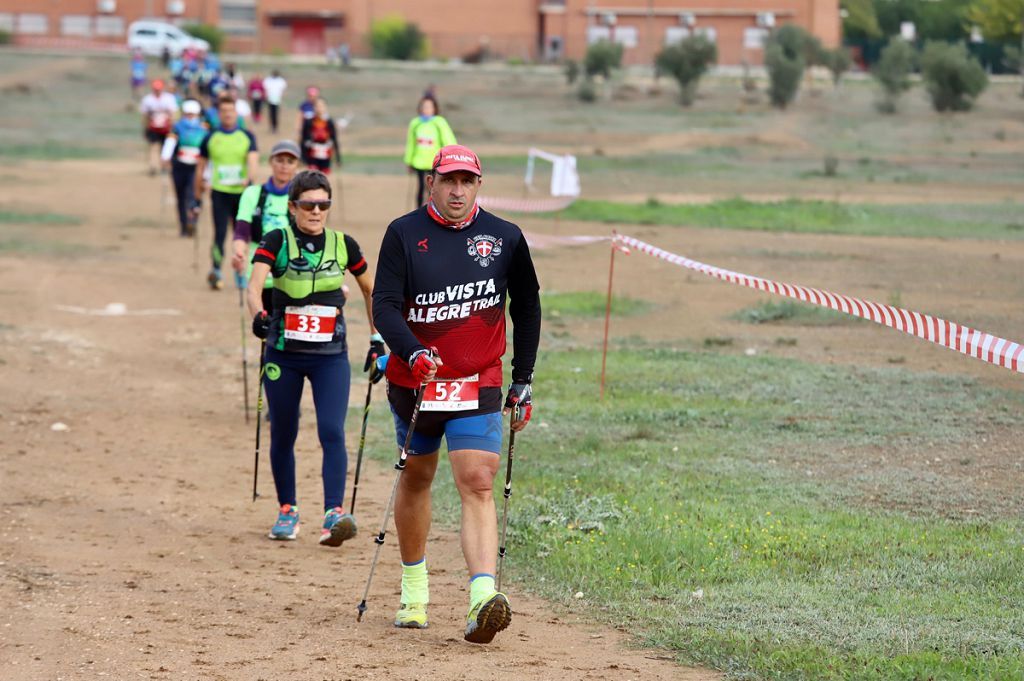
[191,213,199,272]
[252,340,267,502]
[357,383,426,623]
[496,406,519,592]
[350,355,387,515]
[236,272,251,423]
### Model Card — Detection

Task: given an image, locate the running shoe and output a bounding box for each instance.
[319,507,356,547]
[463,591,512,644]
[207,268,223,290]
[394,602,429,629]
[268,504,299,540]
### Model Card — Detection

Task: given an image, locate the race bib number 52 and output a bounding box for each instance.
[283,305,337,342]
[420,375,479,412]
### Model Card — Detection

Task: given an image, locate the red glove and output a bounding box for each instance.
[408,348,441,383]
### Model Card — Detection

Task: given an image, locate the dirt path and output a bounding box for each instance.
[3,147,1022,678]
[0,161,717,680]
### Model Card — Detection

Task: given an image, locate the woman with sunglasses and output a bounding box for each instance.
[246,169,385,545]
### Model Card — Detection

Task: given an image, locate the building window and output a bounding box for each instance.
[61,15,93,37]
[94,16,125,36]
[221,6,256,23]
[664,26,691,45]
[744,27,768,49]
[16,14,49,34]
[586,24,637,48]
[695,27,717,44]
[220,1,256,36]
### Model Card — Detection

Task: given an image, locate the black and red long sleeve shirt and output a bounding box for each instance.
[372,205,541,389]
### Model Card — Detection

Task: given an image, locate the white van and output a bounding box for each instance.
[127,21,210,57]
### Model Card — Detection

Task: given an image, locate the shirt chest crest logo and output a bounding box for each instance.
[467,234,502,267]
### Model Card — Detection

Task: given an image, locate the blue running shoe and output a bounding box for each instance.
[319,507,356,547]
[268,504,299,540]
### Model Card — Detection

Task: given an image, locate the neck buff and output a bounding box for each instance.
[427,199,479,230]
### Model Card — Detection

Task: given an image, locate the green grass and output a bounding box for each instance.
[340,153,531,175]
[0,238,95,257]
[0,210,82,226]
[732,300,860,326]
[0,140,109,161]
[354,348,1024,679]
[553,198,1024,240]
[542,291,652,318]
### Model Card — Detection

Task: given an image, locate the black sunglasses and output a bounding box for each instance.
[294,200,332,212]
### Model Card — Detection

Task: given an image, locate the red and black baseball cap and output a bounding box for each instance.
[431,145,482,176]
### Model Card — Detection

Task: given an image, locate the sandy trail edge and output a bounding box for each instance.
[0,162,717,680]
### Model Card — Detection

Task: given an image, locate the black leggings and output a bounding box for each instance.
[268,103,279,133]
[210,190,242,270]
[170,161,196,235]
[415,169,428,209]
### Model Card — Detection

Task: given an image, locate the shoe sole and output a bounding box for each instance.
[268,526,299,540]
[319,516,356,547]
[464,593,511,644]
[394,618,429,629]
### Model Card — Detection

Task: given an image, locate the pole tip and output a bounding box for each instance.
[356,601,367,622]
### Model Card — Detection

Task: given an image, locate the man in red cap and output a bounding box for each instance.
[139,78,179,175]
[372,144,541,644]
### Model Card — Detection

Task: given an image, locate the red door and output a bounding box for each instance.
[290,20,325,55]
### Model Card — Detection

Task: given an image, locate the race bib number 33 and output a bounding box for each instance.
[283,305,337,342]
[420,375,479,412]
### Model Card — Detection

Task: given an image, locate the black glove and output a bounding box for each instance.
[365,334,385,372]
[189,197,202,215]
[504,381,533,425]
[252,310,270,339]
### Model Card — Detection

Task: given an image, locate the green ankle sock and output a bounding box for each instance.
[401,559,429,605]
[469,573,496,607]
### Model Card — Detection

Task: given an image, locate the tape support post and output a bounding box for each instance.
[613,234,1024,375]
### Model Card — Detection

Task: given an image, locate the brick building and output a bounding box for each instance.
[0,0,839,66]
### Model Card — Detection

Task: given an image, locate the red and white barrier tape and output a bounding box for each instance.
[614,233,1024,374]
[479,196,575,213]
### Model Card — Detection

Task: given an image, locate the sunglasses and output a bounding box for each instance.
[294,200,332,211]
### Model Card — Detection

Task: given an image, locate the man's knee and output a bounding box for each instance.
[454,461,497,498]
[400,454,437,490]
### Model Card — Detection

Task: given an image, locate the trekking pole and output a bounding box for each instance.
[191,209,199,272]
[252,340,266,501]
[496,406,519,592]
[350,354,388,515]
[236,272,251,423]
[357,383,427,623]
[348,378,373,514]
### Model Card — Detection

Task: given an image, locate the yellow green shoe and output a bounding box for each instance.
[394,602,428,629]
[463,592,511,644]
